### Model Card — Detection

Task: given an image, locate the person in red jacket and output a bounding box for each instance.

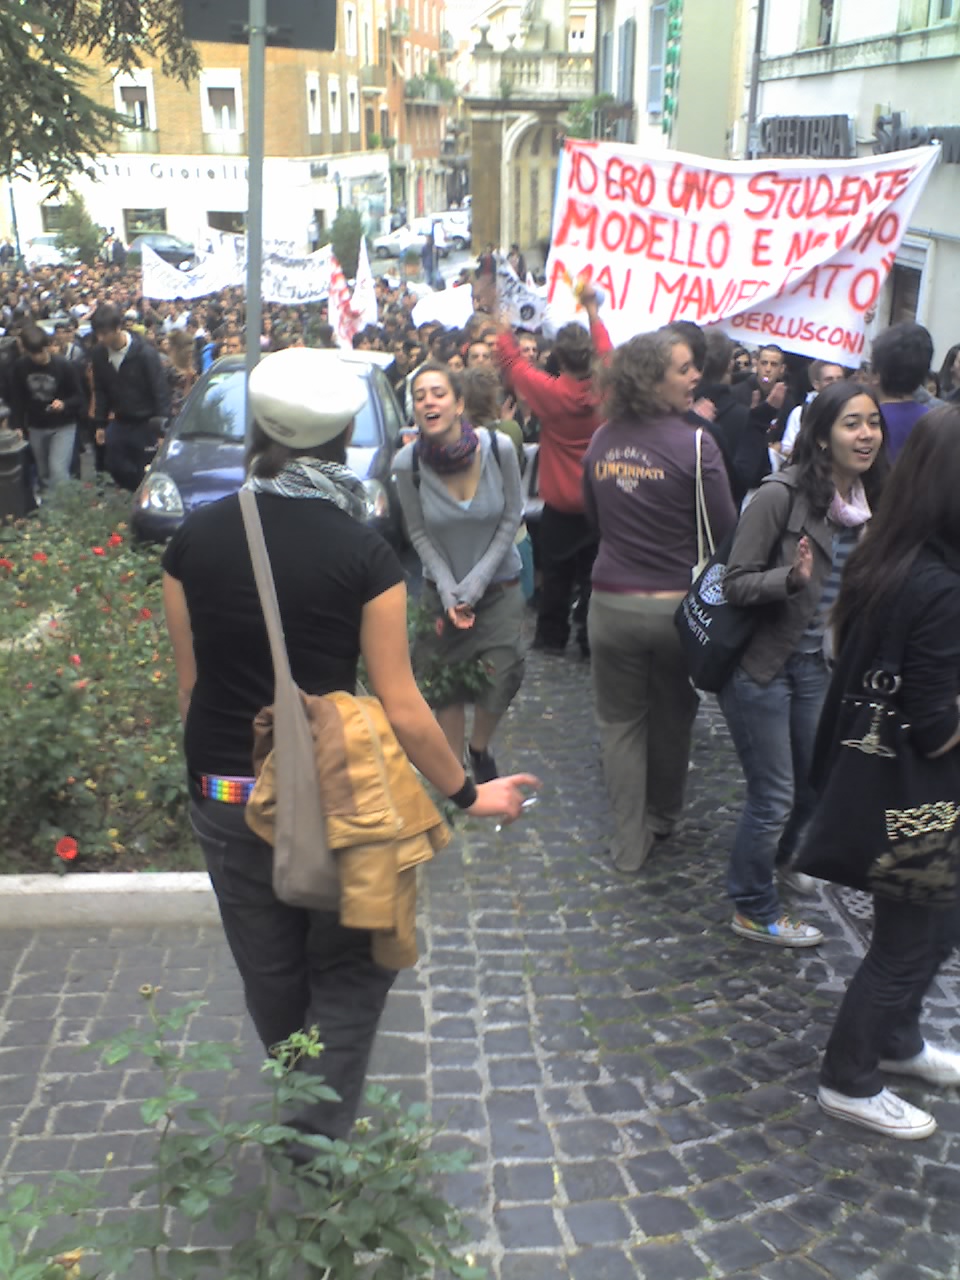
[494,289,612,656]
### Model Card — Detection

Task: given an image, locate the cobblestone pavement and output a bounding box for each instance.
[2,649,960,1279]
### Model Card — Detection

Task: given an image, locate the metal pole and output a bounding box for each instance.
[744,0,767,159]
[7,180,22,262]
[245,0,267,443]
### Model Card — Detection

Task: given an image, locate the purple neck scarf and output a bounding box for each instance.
[415,421,479,475]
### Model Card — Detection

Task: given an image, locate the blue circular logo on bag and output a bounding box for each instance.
[699,563,727,606]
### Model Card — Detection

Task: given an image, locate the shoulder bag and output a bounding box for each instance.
[238,487,340,911]
[793,597,960,906]
[674,430,760,693]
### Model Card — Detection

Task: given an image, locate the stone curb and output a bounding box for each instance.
[0,872,218,927]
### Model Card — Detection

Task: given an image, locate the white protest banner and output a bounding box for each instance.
[497,261,546,330]
[261,246,332,304]
[546,140,939,360]
[141,243,236,300]
[411,283,474,330]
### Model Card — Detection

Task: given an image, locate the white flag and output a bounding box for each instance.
[351,238,379,332]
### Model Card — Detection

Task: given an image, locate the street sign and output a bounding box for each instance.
[181,0,336,51]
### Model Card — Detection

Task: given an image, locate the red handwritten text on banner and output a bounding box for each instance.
[546,141,939,359]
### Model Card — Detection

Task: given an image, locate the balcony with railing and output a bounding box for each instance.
[361,64,387,92]
[467,49,594,103]
[390,7,410,37]
[203,131,246,155]
[115,128,160,154]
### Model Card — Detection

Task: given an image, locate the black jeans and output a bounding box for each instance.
[189,798,397,1139]
[820,895,960,1097]
[535,505,597,650]
[105,419,159,491]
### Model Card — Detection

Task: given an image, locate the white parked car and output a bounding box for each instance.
[436,209,471,250]
[24,235,76,267]
[372,221,451,260]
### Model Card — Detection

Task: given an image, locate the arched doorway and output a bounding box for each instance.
[504,118,563,254]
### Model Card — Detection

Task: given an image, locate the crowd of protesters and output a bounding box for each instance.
[4,246,960,1144]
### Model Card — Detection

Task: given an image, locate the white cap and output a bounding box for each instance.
[248,348,367,448]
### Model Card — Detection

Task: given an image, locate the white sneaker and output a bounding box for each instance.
[879,1042,960,1087]
[818,1086,936,1139]
[731,913,823,947]
[778,869,819,896]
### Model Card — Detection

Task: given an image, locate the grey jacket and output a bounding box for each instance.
[724,466,835,685]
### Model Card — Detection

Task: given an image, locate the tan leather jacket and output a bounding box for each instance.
[724,467,835,685]
[246,691,450,969]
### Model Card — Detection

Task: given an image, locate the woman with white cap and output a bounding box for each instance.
[162,347,537,1145]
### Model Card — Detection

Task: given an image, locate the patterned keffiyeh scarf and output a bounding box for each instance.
[244,457,368,521]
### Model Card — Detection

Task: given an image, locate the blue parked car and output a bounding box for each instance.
[131,351,407,545]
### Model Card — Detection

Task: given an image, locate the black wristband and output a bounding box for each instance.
[449,776,478,810]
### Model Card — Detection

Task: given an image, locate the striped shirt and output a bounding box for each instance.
[798,525,860,654]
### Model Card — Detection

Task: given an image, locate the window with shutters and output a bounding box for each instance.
[113,71,156,131]
[306,72,323,134]
[599,29,614,93]
[647,3,667,114]
[200,71,243,133]
[328,77,342,133]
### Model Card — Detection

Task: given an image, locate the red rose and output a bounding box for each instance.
[56,836,78,862]
[0,558,13,570]
[92,547,105,556]
[69,654,81,667]
[139,607,153,621]
[108,533,123,547]
[33,551,48,563]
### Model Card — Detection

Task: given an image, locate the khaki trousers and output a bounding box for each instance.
[588,592,699,870]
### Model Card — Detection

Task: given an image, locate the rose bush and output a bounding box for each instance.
[0,485,194,873]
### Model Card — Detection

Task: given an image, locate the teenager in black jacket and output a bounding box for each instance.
[10,324,85,490]
[90,304,171,491]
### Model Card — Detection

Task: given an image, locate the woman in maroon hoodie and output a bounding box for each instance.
[583,330,737,872]
[495,290,611,657]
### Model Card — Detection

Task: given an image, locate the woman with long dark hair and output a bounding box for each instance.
[583,329,737,871]
[394,361,525,782]
[814,407,960,1138]
[937,342,960,401]
[718,379,889,946]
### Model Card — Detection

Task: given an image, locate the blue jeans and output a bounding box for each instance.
[28,424,76,489]
[718,651,829,923]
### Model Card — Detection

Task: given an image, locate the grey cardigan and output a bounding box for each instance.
[724,467,836,685]
[394,430,523,612]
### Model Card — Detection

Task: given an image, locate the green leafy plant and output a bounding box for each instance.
[330,207,365,279]
[0,0,198,188]
[407,600,493,709]
[0,484,483,874]
[0,989,487,1279]
[562,93,615,139]
[0,483,191,872]
[54,192,107,266]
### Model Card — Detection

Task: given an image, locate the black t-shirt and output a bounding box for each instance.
[162,492,404,776]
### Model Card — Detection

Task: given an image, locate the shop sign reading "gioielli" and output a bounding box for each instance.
[874,113,960,164]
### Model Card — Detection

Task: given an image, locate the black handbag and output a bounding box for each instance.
[675,531,762,693]
[794,602,960,906]
[675,431,760,693]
